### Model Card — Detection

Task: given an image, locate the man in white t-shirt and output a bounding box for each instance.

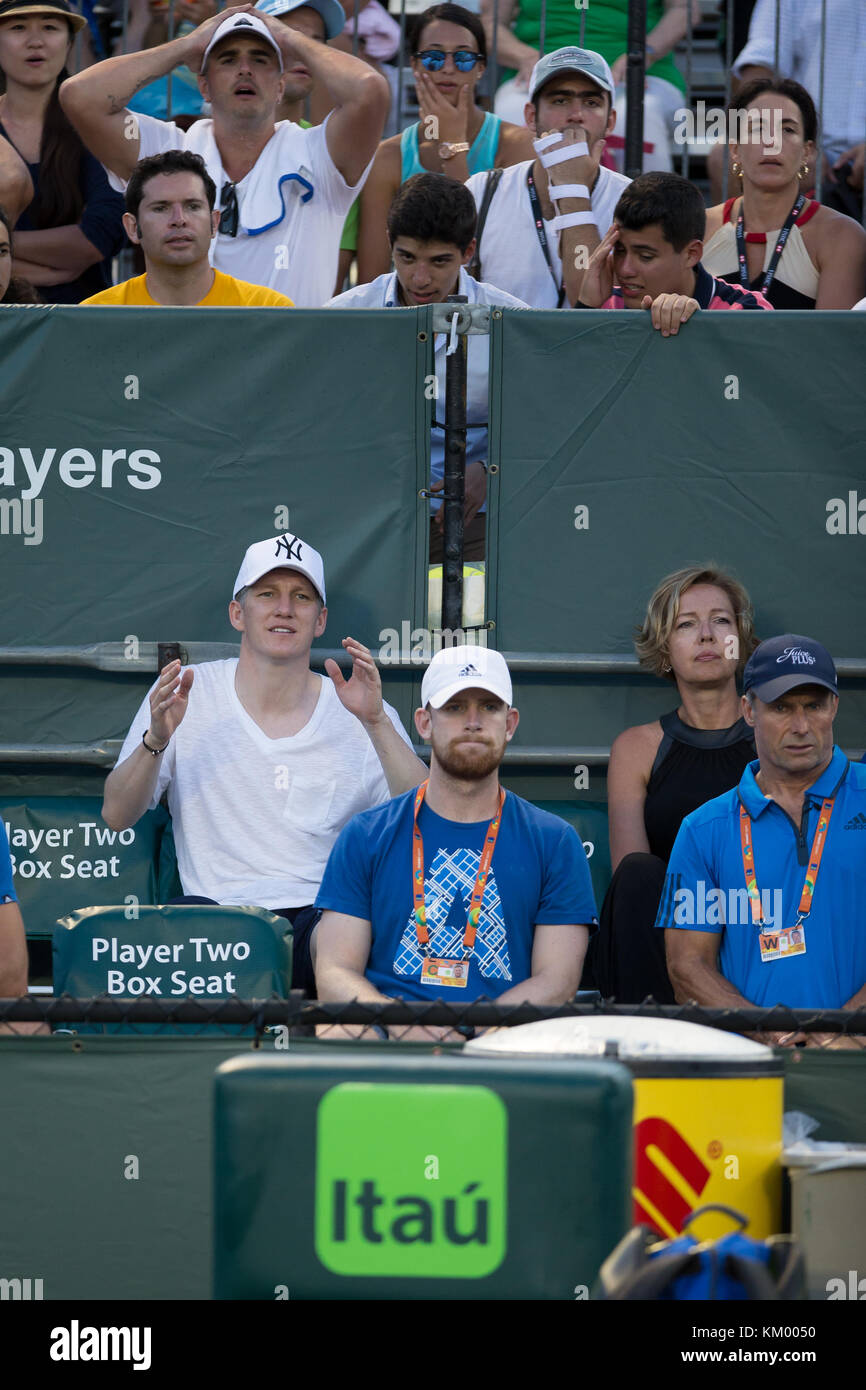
[464,46,630,308]
[327,172,527,562]
[102,533,426,993]
[59,5,388,306]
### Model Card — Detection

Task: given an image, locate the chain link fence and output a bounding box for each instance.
[2,995,865,1048]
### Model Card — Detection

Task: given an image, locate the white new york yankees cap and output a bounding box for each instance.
[233,533,326,604]
[421,644,513,710]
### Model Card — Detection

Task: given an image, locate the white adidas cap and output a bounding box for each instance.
[421,644,512,710]
[202,12,284,72]
[233,533,326,604]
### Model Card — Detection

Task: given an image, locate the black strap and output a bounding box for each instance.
[735,193,806,294]
[467,167,504,282]
[526,168,566,308]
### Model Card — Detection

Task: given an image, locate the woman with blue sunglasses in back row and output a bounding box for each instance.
[358,1,533,282]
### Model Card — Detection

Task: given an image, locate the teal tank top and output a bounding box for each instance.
[400,112,502,182]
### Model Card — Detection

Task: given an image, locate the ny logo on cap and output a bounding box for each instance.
[275,534,303,562]
[778,647,816,666]
[458,663,479,677]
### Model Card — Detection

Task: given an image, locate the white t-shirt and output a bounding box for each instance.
[115,659,413,907]
[110,114,368,306]
[327,265,528,505]
[465,160,631,308]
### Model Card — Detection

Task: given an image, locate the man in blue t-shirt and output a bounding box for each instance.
[658,634,866,1042]
[0,821,28,1002]
[316,644,597,1039]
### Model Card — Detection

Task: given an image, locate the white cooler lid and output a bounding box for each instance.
[463,1015,771,1060]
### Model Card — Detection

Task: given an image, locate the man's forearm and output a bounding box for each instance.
[11,258,70,286]
[102,744,163,830]
[12,226,103,275]
[645,3,694,62]
[561,206,601,307]
[0,903,29,997]
[843,982,866,1011]
[62,35,190,118]
[316,961,390,1003]
[668,951,754,1009]
[495,962,583,1007]
[363,716,428,797]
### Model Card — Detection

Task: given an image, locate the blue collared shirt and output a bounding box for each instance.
[655,746,866,1008]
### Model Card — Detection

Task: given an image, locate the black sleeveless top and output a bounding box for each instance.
[644,710,756,864]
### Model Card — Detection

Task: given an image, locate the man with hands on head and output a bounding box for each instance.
[576,170,772,332]
[464,46,629,309]
[101,533,427,996]
[315,645,597,1040]
[59,1,387,305]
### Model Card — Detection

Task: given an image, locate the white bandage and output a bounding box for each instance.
[533,132,590,166]
[549,211,598,234]
[547,183,590,202]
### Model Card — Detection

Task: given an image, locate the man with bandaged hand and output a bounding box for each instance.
[464,46,630,307]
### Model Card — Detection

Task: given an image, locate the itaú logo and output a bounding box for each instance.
[633,1117,710,1237]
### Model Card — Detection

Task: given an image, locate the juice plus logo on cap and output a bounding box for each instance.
[315,1083,507,1278]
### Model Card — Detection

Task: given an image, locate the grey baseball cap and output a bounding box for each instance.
[529,46,616,102]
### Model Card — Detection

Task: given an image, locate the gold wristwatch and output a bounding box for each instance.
[439,141,470,160]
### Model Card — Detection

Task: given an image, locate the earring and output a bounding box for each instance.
[799,163,810,179]
[663,663,672,673]
[731,160,743,179]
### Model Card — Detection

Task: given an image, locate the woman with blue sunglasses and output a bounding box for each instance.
[358,1,533,282]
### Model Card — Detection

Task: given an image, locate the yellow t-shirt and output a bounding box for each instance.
[81,270,294,307]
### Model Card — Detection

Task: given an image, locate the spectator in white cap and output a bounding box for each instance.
[102,532,426,996]
[59,1,388,306]
[464,46,630,307]
[316,643,597,1039]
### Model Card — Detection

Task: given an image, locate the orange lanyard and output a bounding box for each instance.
[412,779,505,959]
[739,796,835,926]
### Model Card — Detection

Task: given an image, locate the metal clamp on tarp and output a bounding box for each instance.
[430,303,491,336]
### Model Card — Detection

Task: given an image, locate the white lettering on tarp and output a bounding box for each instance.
[3,820,137,881]
[0,445,163,499]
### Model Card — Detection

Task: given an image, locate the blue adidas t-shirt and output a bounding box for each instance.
[0,820,17,904]
[656,747,866,1008]
[316,788,597,1001]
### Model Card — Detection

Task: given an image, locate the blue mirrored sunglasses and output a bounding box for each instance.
[416,48,483,71]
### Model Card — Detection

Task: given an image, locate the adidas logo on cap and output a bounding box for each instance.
[458,663,479,678]
[844,812,866,830]
[234,14,254,22]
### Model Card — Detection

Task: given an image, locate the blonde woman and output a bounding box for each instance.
[588,565,758,1003]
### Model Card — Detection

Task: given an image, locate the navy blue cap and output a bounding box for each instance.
[743,633,838,703]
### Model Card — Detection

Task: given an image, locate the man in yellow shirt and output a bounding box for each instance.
[82,150,293,307]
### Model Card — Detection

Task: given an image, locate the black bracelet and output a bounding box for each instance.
[141,729,169,756]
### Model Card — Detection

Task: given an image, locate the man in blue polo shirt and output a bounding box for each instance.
[315,644,596,1039]
[658,634,866,1035]
[0,821,28,1001]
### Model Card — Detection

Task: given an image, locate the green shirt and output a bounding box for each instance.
[508,0,686,95]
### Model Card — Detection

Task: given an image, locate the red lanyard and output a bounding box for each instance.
[739,796,835,926]
[412,779,505,959]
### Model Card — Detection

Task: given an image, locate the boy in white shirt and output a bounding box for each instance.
[328,172,527,560]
